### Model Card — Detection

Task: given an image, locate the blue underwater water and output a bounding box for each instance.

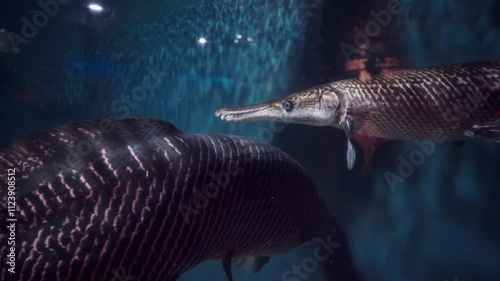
[0,0,499,281]
[70,60,124,78]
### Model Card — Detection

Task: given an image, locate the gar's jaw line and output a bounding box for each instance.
[215,102,283,123]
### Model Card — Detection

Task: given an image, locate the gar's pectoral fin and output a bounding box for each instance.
[464,118,500,142]
[341,116,356,170]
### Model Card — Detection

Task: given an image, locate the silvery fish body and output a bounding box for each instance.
[0,118,333,281]
[215,60,500,169]
[216,60,500,141]
[331,60,500,141]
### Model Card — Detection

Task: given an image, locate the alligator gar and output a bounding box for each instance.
[215,60,500,169]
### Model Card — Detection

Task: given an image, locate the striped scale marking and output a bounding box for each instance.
[0,118,329,281]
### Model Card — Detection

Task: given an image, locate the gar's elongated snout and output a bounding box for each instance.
[215,102,278,123]
[215,87,342,126]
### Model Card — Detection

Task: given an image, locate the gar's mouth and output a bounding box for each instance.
[215,103,281,123]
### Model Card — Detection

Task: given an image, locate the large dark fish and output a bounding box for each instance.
[215,60,500,169]
[0,118,334,281]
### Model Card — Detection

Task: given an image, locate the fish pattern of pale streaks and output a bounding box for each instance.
[0,118,330,281]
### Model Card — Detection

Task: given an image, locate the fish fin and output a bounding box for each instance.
[346,139,356,170]
[232,256,270,274]
[223,254,234,281]
[464,118,500,142]
[451,141,466,147]
[341,116,356,170]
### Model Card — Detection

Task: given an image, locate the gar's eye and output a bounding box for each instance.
[282,100,294,112]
